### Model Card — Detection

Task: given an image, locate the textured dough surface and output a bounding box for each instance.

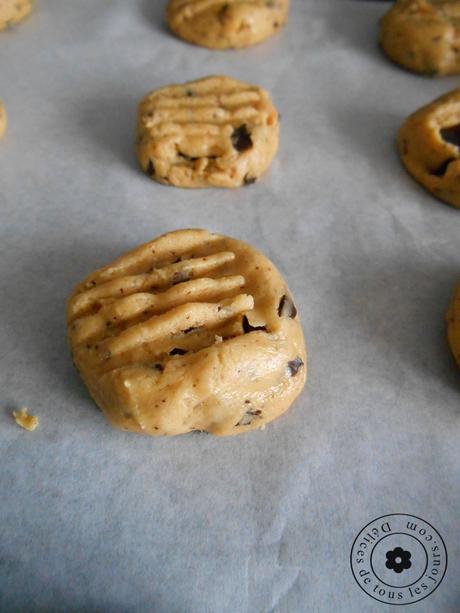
[380,0,460,76]
[0,0,33,30]
[0,100,6,138]
[398,88,460,208]
[67,229,307,437]
[447,282,460,367]
[167,0,289,49]
[137,76,279,189]
[447,282,460,368]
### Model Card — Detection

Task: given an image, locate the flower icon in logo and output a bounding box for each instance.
[385,547,412,574]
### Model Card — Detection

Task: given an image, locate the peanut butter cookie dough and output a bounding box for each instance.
[67,229,307,437]
[137,76,279,188]
[447,282,460,368]
[398,88,460,208]
[0,100,6,138]
[380,0,460,76]
[0,0,33,31]
[13,408,39,431]
[167,0,289,50]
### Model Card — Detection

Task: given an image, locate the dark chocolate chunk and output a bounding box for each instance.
[231,125,253,152]
[244,174,257,186]
[146,160,155,177]
[440,124,460,148]
[186,89,193,97]
[287,357,304,377]
[178,152,199,162]
[242,315,267,334]
[169,347,187,356]
[152,363,164,372]
[431,157,455,177]
[278,294,297,319]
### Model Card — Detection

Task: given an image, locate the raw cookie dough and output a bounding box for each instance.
[398,88,460,208]
[0,100,6,138]
[13,408,39,431]
[137,76,280,188]
[167,0,289,50]
[0,0,33,30]
[380,0,460,76]
[67,229,307,437]
[447,282,460,368]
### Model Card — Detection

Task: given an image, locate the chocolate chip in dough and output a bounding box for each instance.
[242,316,267,334]
[431,158,455,177]
[244,174,257,186]
[278,294,297,319]
[169,347,187,356]
[287,357,304,377]
[441,124,460,148]
[232,125,253,152]
[146,160,155,177]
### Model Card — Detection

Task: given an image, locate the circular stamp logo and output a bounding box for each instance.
[350,514,448,606]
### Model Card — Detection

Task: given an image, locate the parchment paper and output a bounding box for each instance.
[0,1,459,611]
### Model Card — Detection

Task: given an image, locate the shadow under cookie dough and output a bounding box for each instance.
[76,91,141,174]
[139,0,170,37]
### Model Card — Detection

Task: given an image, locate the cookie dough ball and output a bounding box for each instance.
[167,0,289,50]
[447,282,460,368]
[380,0,460,76]
[398,88,460,208]
[137,76,279,189]
[0,0,33,30]
[67,229,307,437]
[0,100,6,138]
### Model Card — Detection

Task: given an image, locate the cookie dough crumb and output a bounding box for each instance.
[0,100,7,139]
[13,408,39,431]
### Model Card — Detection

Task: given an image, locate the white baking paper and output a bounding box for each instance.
[0,1,459,611]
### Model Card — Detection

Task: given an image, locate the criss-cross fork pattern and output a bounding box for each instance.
[138,77,276,166]
[68,232,259,375]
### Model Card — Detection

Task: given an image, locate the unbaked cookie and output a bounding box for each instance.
[67,229,307,437]
[398,88,460,208]
[0,100,6,138]
[167,0,289,50]
[447,282,460,368]
[0,0,33,31]
[380,0,460,76]
[137,76,279,188]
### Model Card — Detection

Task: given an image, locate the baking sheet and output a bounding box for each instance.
[0,1,459,611]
